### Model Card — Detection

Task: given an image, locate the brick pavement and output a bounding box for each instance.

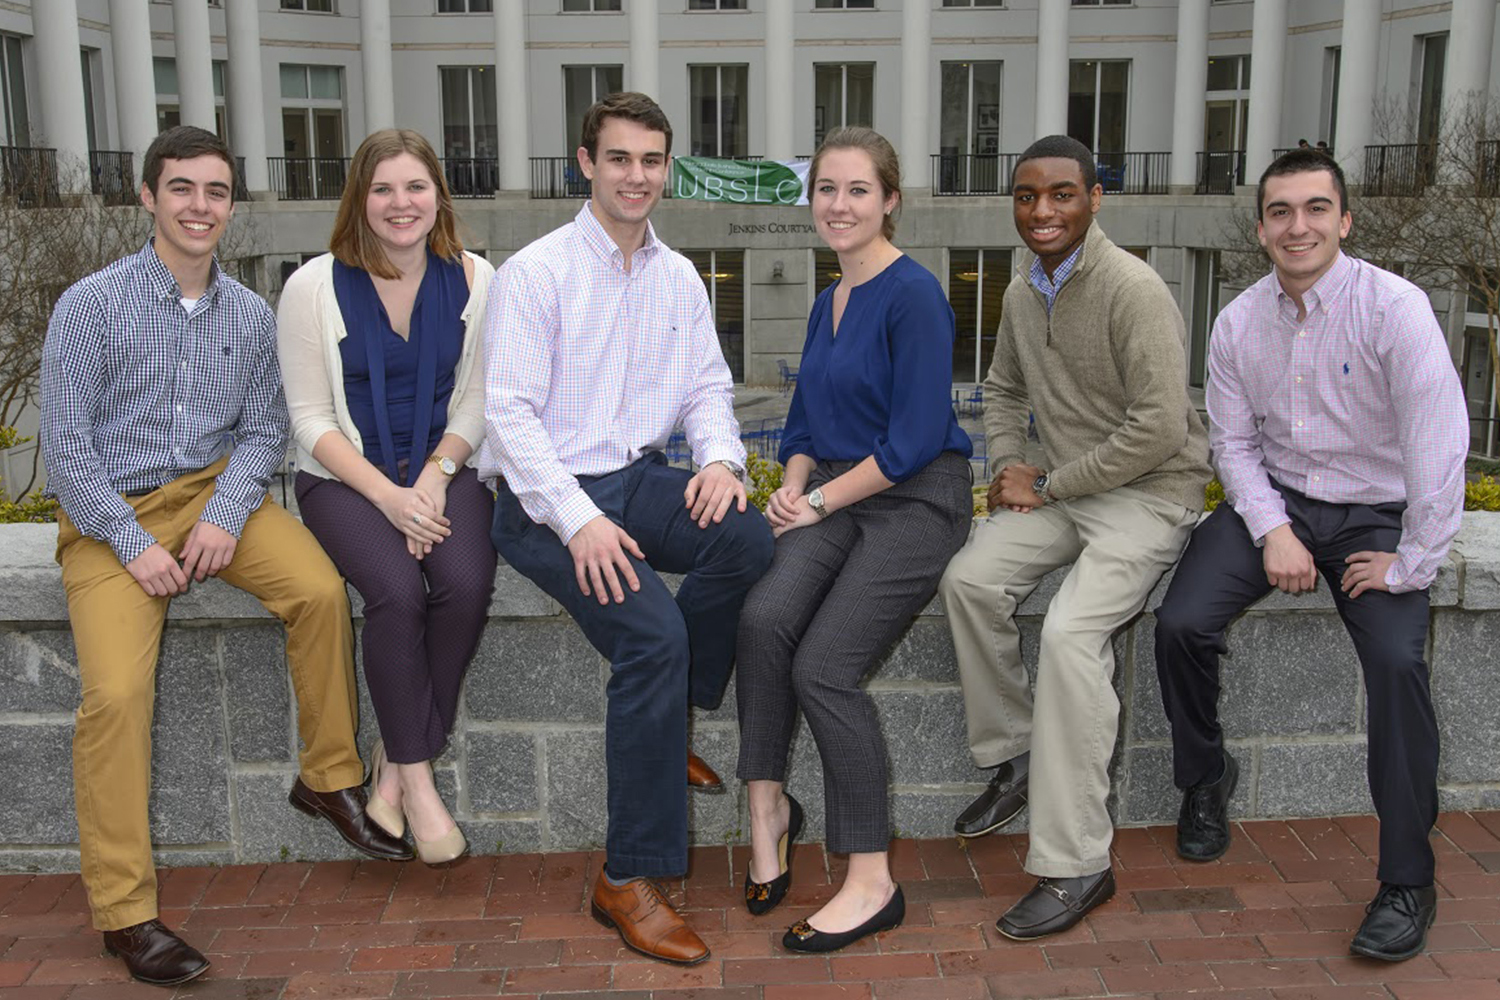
[2,812,1498,999]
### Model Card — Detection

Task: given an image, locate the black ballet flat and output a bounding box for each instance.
[782,885,905,953]
[744,793,804,916]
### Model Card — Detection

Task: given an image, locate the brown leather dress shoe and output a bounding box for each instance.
[590,872,710,965]
[687,751,723,791]
[288,777,415,861]
[102,919,209,987]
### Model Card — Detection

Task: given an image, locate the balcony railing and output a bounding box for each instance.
[89,150,136,207]
[1363,143,1437,196]
[931,153,1012,196]
[0,146,61,207]
[269,156,350,201]
[1094,151,1170,194]
[1195,149,1245,194]
[1479,140,1500,197]
[443,157,499,198]
[530,156,591,199]
[234,155,249,201]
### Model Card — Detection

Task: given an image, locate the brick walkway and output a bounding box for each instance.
[3,813,1499,1000]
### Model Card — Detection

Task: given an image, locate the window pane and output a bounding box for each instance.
[940,62,970,157]
[846,63,874,128]
[601,65,623,96]
[723,66,748,157]
[155,57,179,97]
[563,66,594,152]
[1067,60,1097,149]
[472,67,498,157]
[950,249,981,382]
[813,65,840,147]
[1205,56,1238,92]
[441,67,473,157]
[310,65,341,100]
[716,251,744,383]
[978,249,1009,378]
[280,64,308,99]
[562,0,589,8]
[1097,61,1128,152]
[690,66,718,156]
[212,60,226,99]
[598,0,622,9]
[814,249,841,295]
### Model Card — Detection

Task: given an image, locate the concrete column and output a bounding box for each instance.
[495,0,530,191]
[1035,2,1069,138]
[1443,0,1498,120]
[361,0,395,133]
[108,0,158,179]
[224,0,268,193]
[1169,0,1209,189]
[1334,0,1381,185]
[32,0,91,190]
[900,0,931,188]
[765,0,794,161]
[1243,0,1288,182]
[172,0,216,131]
[629,0,659,99]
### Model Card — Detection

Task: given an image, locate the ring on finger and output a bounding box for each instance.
[412,513,422,526]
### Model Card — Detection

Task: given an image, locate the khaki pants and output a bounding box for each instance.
[939,487,1196,878]
[58,459,363,931]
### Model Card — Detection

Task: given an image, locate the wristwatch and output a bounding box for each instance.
[1032,472,1052,503]
[427,453,457,477]
[808,487,830,519]
[714,459,745,481]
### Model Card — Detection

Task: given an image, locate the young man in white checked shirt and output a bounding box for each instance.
[480,93,774,966]
[1153,149,1469,962]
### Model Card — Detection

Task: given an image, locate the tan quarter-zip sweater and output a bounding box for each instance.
[982,221,1212,511]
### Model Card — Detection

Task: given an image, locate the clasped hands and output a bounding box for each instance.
[986,463,1047,513]
[377,474,452,560]
[125,519,240,597]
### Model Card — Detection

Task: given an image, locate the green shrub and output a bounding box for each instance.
[746,453,783,512]
[0,490,57,523]
[1467,475,1500,512]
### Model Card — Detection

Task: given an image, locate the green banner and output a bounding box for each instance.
[671,157,809,205]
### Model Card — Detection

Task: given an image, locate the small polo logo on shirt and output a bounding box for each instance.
[1343,362,1349,375]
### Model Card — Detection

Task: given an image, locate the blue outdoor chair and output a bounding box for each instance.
[777,359,798,395]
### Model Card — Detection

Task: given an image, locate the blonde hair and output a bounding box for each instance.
[329,129,463,280]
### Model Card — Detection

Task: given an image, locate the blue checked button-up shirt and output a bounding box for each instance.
[1028,243,1084,314]
[40,241,288,565]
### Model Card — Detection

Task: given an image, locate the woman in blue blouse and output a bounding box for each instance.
[278,130,496,866]
[735,127,974,952]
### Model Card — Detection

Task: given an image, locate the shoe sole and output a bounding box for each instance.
[1348,909,1437,962]
[590,902,711,966]
[954,798,1027,840]
[288,791,415,863]
[996,880,1117,941]
[688,782,727,794]
[104,947,210,987]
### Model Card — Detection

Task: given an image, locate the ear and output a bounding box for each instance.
[577,145,595,181]
[1088,183,1103,213]
[1338,211,1352,240]
[139,182,156,214]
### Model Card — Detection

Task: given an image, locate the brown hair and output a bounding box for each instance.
[142,125,236,199]
[809,126,902,241]
[329,129,463,280]
[579,92,673,162]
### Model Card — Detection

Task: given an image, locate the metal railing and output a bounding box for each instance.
[1093,151,1170,194]
[0,145,61,207]
[234,155,249,201]
[529,156,591,199]
[1195,149,1245,194]
[1479,140,1500,197]
[89,150,135,207]
[443,157,499,198]
[931,153,1012,196]
[269,156,350,201]
[1363,143,1437,196]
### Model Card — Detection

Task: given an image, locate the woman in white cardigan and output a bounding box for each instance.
[277,129,495,866]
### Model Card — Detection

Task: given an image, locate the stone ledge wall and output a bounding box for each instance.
[2,514,1498,873]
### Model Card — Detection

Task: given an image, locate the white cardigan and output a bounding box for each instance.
[276,250,495,481]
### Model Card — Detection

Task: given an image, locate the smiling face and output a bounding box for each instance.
[1011,156,1101,273]
[579,116,669,241]
[810,147,898,256]
[140,154,233,267]
[1257,168,1352,296]
[364,152,439,255]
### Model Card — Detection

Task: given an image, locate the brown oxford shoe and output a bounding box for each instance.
[590,872,711,965]
[687,750,723,791]
[288,777,415,862]
[102,919,209,987]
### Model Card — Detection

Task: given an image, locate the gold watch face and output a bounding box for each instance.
[433,456,457,476]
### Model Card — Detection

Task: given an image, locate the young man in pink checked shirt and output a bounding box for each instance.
[1154,149,1469,963]
[479,92,773,966]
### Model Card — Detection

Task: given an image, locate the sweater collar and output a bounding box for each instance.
[1018,219,1108,291]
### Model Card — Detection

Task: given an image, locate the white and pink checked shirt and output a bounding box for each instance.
[1207,252,1469,592]
[479,203,745,543]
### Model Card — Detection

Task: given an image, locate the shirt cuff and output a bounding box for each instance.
[695,441,747,474]
[551,490,607,546]
[200,490,261,539]
[1239,505,1291,544]
[109,519,160,567]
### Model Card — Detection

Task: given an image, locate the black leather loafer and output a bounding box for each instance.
[289,777,415,862]
[1177,751,1239,862]
[998,869,1115,940]
[1350,883,1437,961]
[954,760,1029,838]
[745,793,803,916]
[103,919,209,987]
[783,885,905,953]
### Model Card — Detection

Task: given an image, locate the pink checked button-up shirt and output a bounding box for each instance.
[1206,252,1468,592]
[479,204,745,544]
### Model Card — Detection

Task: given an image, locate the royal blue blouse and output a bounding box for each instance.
[333,249,466,485]
[779,254,971,482]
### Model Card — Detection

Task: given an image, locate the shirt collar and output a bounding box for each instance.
[1274,250,1353,315]
[1028,241,1085,293]
[575,201,660,268]
[139,238,222,304]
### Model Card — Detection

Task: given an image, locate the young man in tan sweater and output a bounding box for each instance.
[939,135,1212,940]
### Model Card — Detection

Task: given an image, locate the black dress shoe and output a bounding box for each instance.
[745,794,803,916]
[783,885,905,953]
[103,919,209,987]
[1350,883,1437,961]
[1177,751,1239,862]
[954,760,1029,838]
[288,777,415,862]
[998,869,1115,940]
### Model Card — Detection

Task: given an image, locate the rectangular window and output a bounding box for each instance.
[562,0,622,11]
[814,249,841,297]
[440,66,498,158]
[155,57,230,140]
[1188,250,1223,389]
[0,34,27,147]
[684,250,745,383]
[564,65,624,152]
[81,49,99,152]
[281,0,334,11]
[814,0,875,8]
[280,64,346,199]
[942,0,1003,6]
[812,64,874,148]
[688,0,746,8]
[438,0,493,10]
[949,248,1010,384]
[1203,54,1249,153]
[937,61,1002,192]
[1068,59,1129,152]
[1072,0,1130,5]
[1322,46,1341,150]
[1417,32,1447,144]
[689,65,749,158]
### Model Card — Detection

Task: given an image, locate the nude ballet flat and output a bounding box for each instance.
[364,740,405,839]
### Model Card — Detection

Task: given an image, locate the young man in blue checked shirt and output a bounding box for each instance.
[40,126,411,989]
